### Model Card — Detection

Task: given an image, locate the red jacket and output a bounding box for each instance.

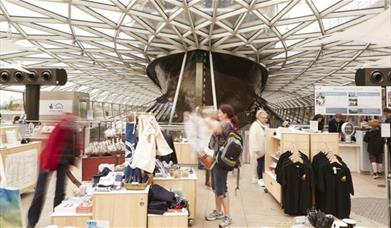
[40,118,75,171]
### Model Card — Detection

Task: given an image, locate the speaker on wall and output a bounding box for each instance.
[0,68,67,85]
[355,68,391,86]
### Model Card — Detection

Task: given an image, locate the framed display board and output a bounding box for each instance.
[314,86,382,116]
[386,87,391,108]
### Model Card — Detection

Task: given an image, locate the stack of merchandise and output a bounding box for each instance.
[54,196,92,214]
[148,184,189,215]
[93,165,123,191]
[85,139,125,156]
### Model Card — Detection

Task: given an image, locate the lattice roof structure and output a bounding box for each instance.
[1,0,390,108]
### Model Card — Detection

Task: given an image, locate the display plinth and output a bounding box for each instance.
[148,210,188,228]
[92,187,149,227]
[51,213,92,228]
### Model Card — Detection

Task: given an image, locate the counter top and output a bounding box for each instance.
[0,141,41,151]
[339,143,360,148]
[154,172,197,180]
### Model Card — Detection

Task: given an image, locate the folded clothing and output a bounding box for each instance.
[148,201,169,215]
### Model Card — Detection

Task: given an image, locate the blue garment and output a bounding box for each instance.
[125,123,138,159]
[124,122,141,181]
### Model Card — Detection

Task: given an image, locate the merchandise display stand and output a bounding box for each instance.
[310,133,339,160]
[92,187,149,227]
[264,128,310,204]
[153,171,197,223]
[174,142,198,165]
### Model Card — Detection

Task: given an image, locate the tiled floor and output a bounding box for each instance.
[21,164,388,227]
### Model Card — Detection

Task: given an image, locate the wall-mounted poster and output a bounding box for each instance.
[314,86,382,116]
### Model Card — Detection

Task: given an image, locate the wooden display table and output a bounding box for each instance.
[0,142,41,193]
[153,172,197,221]
[148,210,188,228]
[339,143,360,172]
[174,142,197,165]
[92,187,149,227]
[51,212,92,228]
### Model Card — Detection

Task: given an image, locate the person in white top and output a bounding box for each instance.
[249,109,268,187]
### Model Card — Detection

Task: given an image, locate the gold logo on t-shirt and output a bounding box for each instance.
[340,176,347,182]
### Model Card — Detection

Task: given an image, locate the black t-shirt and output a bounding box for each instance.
[313,153,354,219]
[276,152,314,215]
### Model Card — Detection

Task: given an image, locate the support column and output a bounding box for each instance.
[169,52,188,124]
[209,52,217,110]
[195,52,203,107]
[25,84,40,121]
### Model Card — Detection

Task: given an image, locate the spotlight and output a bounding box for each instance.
[370,70,383,83]
[27,71,37,82]
[42,71,52,81]
[14,71,24,82]
[0,71,10,82]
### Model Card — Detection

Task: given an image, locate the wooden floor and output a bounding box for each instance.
[21,164,388,227]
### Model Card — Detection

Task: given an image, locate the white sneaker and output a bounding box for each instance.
[251,177,258,184]
[257,179,265,187]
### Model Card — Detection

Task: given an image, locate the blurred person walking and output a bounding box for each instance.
[249,109,268,187]
[27,113,81,228]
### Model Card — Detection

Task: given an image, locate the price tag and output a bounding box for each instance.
[381,123,390,138]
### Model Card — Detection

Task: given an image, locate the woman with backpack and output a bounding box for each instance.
[205,104,239,228]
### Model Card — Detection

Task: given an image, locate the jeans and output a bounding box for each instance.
[211,165,228,198]
[27,164,68,227]
[257,156,265,179]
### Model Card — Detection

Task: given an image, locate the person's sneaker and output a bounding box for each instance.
[257,179,265,187]
[373,173,379,179]
[205,210,224,221]
[219,216,232,227]
[377,172,383,177]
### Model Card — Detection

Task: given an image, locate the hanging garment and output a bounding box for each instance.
[125,122,138,162]
[276,151,314,215]
[131,115,172,173]
[313,153,354,219]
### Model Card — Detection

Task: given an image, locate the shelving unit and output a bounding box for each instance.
[264,128,310,204]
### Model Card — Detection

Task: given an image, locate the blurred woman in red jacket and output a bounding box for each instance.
[28,113,81,228]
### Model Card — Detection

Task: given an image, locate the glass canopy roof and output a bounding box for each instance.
[1,0,390,108]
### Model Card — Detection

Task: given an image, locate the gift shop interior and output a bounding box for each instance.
[1,0,391,227]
